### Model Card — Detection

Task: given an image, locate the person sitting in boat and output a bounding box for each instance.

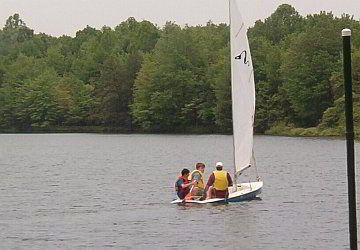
[203,162,233,200]
[175,168,196,200]
[188,163,206,197]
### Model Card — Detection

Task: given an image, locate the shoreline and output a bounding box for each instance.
[0,125,350,139]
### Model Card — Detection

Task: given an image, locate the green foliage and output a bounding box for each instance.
[249,35,287,132]
[317,47,360,137]
[281,13,342,127]
[3,14,34,43]
[95,52,141,127]
[208,46,232,132]
[17,70,63,128]
[131,23,224,132]
[1,10,360,136]
[249,4,305,44]
[115,17,160,53]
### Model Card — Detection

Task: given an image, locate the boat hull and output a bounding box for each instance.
[227,181,263,202]
[171,181,263,204]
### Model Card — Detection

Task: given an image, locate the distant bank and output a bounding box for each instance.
[0,125,354,140]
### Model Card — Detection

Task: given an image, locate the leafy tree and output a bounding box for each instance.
[132,23,218,132]
[17,69,62,128]
[0,54,40,128]
[70,36,101,83]
[207,46,231,132]
[281,12,343,127]
[95,53,140,127]
[115,18,160,53]
[55,74,95,126]
[46,44,69,75]
[248,35,287,132]
[249,4,305,44]
[318,47,360,134]
[3,14,34,43]
[20,33,56,58]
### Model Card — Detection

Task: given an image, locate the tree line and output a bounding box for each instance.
[0,5,360,136]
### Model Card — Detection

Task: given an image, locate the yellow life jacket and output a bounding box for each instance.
[188,170,205,189]
[213,170,228,191]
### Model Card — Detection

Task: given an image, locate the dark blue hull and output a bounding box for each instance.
[227,186,262,202]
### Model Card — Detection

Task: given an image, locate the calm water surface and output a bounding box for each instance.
[0,134,359,249]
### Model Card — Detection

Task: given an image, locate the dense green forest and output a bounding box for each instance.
[1,5,360,136]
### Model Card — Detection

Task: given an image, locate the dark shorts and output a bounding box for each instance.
[177,190,189,199]
[212,189,229,198]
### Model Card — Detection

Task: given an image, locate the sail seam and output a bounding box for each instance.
[235,22,244,38]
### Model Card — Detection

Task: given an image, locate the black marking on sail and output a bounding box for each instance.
[235,50,249,66]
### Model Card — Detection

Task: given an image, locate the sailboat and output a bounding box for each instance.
[171,0,263,204]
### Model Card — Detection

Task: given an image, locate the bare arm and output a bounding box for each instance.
[180,179,196,188]
[227,173,233,186]
[202,174,215,199]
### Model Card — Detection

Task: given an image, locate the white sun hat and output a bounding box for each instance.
[215,162,223,167]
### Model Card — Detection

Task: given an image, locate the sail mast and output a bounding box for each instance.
[229,0,237,184]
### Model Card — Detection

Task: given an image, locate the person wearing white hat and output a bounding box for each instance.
[202,161,233,200]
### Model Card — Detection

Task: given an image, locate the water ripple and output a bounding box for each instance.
[0,134,357,249]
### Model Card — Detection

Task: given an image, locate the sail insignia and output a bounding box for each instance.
[235,50,249,66]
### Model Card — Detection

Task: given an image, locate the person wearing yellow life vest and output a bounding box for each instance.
[188,162,206,197]
[203,162,233,200]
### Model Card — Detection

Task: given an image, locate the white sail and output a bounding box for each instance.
[230,0,255,176]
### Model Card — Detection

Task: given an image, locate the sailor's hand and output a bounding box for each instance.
[191,180,197,185]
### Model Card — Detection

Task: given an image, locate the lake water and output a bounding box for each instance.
[0,134,359,249]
